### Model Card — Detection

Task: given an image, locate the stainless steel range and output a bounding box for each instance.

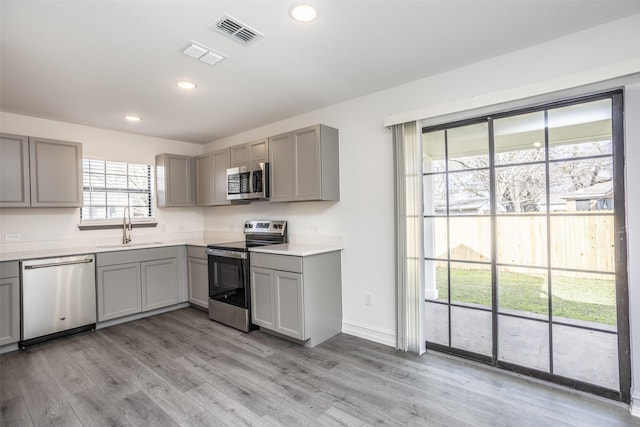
[206,220,287,332]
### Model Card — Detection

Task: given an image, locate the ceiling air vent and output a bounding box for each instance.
[211,15,264,46]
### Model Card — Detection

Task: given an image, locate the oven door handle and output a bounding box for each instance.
[206,248,248,259]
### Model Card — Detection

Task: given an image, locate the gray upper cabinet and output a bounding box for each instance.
[230,144,248,167]
[156,153,194,207]
[29,137,83,207]
[248,139,268,163]
[212,149,231,205]
[0,134,82,207]
[0,133,30,207]
[230,138,268,167]
[195,149,231,206]
[268,132,294,202]
[195,153,214,206]
[269,124,339,202]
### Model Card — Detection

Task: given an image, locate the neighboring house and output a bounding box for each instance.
[435,197,506,214]
[537,195,569,212]
[562,181,613,211]
[536,181,613,212]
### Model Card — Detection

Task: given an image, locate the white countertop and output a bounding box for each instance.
[0,235,344,262]
[0,239,209,262]
[250,243,343,257]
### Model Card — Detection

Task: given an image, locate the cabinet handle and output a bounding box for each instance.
[24,258,94,270]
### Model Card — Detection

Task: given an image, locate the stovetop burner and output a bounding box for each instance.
[207,220,287,251]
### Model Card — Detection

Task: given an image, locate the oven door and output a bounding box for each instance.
[207,250,249,309]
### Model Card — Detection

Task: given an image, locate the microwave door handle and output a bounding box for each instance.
[252,171,257,193]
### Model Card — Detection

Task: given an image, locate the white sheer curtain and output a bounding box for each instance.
[393,121,426,354]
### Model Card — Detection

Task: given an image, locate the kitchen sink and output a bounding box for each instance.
[97,242,165,249]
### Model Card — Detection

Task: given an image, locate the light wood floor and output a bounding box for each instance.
[1,307,638,426]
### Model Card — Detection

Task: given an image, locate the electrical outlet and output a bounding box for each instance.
[5,233,21,241]
[365,293,373,306]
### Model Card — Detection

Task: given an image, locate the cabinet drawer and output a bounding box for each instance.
[97,246,178,266]
[0,261,19,279]
[187,245,207,259]
[251,253,302,273]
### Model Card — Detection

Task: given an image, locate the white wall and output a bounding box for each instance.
[0,113,206,251]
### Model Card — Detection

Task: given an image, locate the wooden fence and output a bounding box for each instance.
[425,214,615,278]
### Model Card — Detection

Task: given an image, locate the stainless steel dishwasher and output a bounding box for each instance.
[20,254,96,347]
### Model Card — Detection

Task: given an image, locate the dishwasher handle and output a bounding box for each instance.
[23,258,94,270]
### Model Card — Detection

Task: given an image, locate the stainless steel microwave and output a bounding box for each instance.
[226,162,269,201]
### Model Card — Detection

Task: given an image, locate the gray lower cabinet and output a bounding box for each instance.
[141,258,178,311]
[0,261,20,345]
[96,247,179,322]
[250,250,342,347]
[187,246,209,309]
[97,262,142,321]
[156,153,195,207]
[0,133,83,207]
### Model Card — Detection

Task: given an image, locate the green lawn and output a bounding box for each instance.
[435,267,617,326]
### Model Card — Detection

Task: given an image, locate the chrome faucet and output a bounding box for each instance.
[122,207,132,245]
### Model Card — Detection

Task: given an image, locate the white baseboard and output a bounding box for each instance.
[631,391,640,417]
[342,319,395,347]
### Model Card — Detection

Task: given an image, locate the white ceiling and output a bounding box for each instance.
[2,1,639,144]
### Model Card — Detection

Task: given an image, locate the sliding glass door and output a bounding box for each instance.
[423,92,629,401]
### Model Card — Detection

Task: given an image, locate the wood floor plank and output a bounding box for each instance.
[102,322,205,393]
[0,396,34,426]
[315,406,369,427]
[185,382,273,427]
[95,334,208,425]
[12,348,83,426]
[2,307,638,427]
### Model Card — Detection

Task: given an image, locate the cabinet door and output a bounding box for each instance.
[188,257,209,308]
[230,144,248,167]
[156,154,194,207]
[250,267,276,329]
[97,263,142,321]
[195,153,214,206]
[293,125,322,201]
[29,137,82,207]
[268,132,293,202]
[0,277,20,345]
[274,270,306,340]
[141,258,178,311]
[0,133,30,207]
[248,139,268,163]
[212,149,231,205]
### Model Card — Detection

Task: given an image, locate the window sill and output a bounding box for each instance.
[77,221,158,231]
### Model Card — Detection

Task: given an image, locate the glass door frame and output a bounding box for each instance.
[422,90,630,402]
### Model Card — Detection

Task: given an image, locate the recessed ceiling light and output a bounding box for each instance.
[177,81,197,90]
[124,115,141,122]
[290,5,317,23]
